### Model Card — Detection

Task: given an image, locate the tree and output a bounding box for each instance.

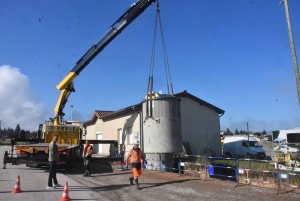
[15,124,21,138]
[254,132,261,136]
[28,131,37,139]
[20,130,25,138]
[9,128,14,138]
[262,130,267,135]
[235,129,239,135]
[226,128,233,135]
[25,131,30,139]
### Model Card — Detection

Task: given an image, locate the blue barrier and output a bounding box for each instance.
[208,156,239,187]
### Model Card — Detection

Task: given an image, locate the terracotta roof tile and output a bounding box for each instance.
[95,110,114,118]
[91,110,114,122]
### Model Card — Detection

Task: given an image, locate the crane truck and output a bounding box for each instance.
[3,0,157,169]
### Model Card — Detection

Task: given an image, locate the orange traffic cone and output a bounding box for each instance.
[60,182,71,201]
[12,175,22,194]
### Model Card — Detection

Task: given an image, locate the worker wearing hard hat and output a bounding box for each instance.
[126,139,145,190]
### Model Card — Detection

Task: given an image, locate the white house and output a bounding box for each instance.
[83,90,225,156]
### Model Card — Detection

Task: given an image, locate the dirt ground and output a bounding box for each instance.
[63,162,300,201]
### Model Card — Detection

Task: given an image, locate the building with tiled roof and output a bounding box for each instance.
[84,90,225,156]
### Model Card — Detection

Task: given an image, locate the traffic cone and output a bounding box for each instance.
[60,182,71,201]
[12,175,22,194]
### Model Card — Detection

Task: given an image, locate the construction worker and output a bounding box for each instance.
[83,140,93,177]
[47,134,61,189]
[126,139,145,190]
[3,151,8,169]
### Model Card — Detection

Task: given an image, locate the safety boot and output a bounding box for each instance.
[129,177,134,185]
[135,178,140,190]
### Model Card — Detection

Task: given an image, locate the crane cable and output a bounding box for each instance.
[146,0,174,119]
[147,0,174,96]
[157,1,174,95]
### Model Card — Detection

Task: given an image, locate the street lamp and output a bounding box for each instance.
[70,105,73,121]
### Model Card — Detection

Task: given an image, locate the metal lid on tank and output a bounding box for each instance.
[141,91,180,102]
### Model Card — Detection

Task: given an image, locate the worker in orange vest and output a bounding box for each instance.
[82,140,93,177]
[126,140,145,190]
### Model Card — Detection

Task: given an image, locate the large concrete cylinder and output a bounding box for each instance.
[142,93,182,153]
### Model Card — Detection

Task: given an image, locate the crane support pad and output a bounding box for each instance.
[3,157,66,165]
[11,138,40,144]
[4,156,122,165]
[72,157,123,163]
[80,140,118,145]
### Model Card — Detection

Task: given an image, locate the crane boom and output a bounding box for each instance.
[54,0,156,125]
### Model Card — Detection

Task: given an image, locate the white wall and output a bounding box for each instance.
[102,112,140,156]
[180,97,222,156]
[278,128,300,141]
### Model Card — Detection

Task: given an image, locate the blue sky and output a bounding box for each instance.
[0,0,300,132]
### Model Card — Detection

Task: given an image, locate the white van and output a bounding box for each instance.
[223,135,266,159]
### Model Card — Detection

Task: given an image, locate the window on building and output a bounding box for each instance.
[127,127,133,144]
[118,129,123,144]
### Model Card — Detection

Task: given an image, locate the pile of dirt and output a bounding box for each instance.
[258,139,274,160]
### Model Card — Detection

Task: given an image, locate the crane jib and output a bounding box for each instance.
[55,0,157,124]
[69,0,156,75]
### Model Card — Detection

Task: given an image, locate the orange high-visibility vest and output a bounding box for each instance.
[83,144,93,156]
[129,148,142,163]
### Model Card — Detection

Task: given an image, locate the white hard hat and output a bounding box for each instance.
[133,140,140,144]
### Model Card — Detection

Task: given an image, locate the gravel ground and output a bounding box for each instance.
[64,162,300,201]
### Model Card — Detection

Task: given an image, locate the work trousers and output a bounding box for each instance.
[84,158,91,175]
[48,161,58,186]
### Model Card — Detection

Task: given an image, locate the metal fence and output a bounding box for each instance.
[143,154,300,194]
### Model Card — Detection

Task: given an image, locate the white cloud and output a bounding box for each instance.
[0,65,47,131]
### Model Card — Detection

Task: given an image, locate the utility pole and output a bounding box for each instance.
[247,122,250,158]
[280,0,300,105]
[70,105,73,121]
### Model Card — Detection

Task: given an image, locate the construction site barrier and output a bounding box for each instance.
[279,171,300,191]
[238,158,300,194]
[207,156,239,187]
[143,154,300,194]
[145,154,239,185]
[183,155,208,179]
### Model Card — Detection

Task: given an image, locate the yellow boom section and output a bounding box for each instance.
[54,72,78,125]
[56,72,77,90]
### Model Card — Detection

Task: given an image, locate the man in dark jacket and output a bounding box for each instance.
[47,134,61,189]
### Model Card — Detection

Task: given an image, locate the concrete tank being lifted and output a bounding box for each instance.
[142,92,182,153]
